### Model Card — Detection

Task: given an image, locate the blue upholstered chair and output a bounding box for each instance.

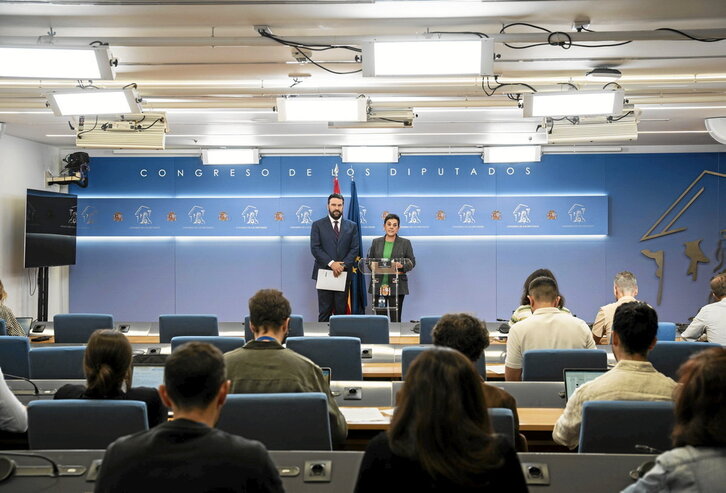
[29,346,86,379]
[286,336,362,380]
[244,314,304,342]
[418,316,440,345]
[656,322,677,342]
[158,314,218,343]
[27,399,148,449]
[401,346,486,380]
[578,400,675,453]
[522,349,608,381]
[489,408,515,447]
[53,313,114,343]
[329,315,389,344]
[0,319,6,336]
[217,393,332,450]
[0,336,31,378]
[648,341,721,380]
[171,336,245,354]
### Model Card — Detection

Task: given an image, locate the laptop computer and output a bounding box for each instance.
[563,368,608,402]
[131,363,165,388]
[15,317,33,336]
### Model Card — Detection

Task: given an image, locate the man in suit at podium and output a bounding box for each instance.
[310,193,359,322]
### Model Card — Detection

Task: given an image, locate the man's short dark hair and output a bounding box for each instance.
[528,276,559,303]
[164,342,225,410]
[383,213,400,226]
[432,313,489,363]
[612,302,658,355]
[249,289,291,331]
[328,193,344,204]
[711,273,726,299]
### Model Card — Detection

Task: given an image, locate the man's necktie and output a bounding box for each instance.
[334,220,340,238]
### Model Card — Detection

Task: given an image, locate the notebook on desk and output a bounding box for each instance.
[564,368,608,402]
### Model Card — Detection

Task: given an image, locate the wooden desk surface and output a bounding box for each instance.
[362,362,506,380]
[344,407,563,431]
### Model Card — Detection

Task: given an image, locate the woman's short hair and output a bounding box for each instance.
[84,329,133,398]
[519,268,565,308]
[672,346,726,447]
[389,347,501,486]
[383,213,400,226]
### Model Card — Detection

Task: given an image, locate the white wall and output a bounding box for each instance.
[0,134,67,319]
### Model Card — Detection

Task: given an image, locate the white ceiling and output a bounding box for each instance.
[1,0,726,152]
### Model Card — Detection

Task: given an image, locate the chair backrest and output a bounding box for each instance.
[522,349,608,381]
[171,336,245,354]
[29,346,86,379]
[656,322,676,342]
[53,313,114,343]
[490,382,567,408]
[0,336,31,378]
[329,315,389,344]
[489,408,515,447]
[0,319,6,336]
[158,314,218,343]
[418,316,440,345]
[286,336,362,380]
[27,399,148,449]
[648,341,721,380]
[217,393,332,450]
[401,346,486,379]
[244,314,304,341]
[579,400,675,453]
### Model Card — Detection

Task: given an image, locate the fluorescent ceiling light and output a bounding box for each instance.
[363,39,494,77]
[705,117,726,144]
[342,146,399,163]
[202,149,260,165]
[46,87,141,116]
[276,97,367,122]
[482,146,541,164]
[0,45,115,79]
[523,90,624,117]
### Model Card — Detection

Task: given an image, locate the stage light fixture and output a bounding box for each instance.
[202,149,260,165]
[482,146,541,164]
[523,90,624,117]
[46,87,141,116]
[276,97,367,122]
[0,45,116,79]
[342,146,399,163]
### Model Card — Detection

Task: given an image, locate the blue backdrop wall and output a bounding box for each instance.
[70,153,725,323]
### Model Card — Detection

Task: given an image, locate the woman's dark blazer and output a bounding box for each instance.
[367,236,416,295]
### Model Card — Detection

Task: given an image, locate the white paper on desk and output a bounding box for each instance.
[488,365,506,375]
[316,269,347,292]
[340,407,389,423]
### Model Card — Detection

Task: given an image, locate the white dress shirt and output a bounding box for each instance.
[0,368,28,433]
[680,298,726,345]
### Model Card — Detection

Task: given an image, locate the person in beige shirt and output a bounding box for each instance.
[552,302,677,449]
[592,271,641,345]
[505,276,596,382]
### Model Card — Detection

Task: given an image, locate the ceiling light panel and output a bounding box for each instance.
[46,87,141,116]
[342,146,399,163]
[363,39,494,77]
[276,97,367,122]
[483,146,542,164]
[0,46,115,80]
[523,90,625,118]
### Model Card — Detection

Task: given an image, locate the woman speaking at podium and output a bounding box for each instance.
[367,213,416,322]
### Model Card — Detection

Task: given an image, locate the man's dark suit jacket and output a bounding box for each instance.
[310,216,360,280]
[94,418,283,493]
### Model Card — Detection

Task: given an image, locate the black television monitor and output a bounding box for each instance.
[24,189,77,268]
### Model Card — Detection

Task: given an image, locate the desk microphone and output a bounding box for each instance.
[3,374,39,396]
[635,444,662,454]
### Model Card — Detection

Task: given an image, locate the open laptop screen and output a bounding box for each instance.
[564,368,608,401]
[131,365,165,389]
[15,317,33,336]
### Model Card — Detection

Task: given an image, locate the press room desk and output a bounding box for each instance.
[344,407,563,432]
[34,335,421,345]
[362,362,506,380]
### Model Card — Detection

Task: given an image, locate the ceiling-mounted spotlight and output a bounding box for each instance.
[705,117,726,144]
[46,87,141,116]
[276,96,367,122]
[585,68,622,82]
[0,45,116,80]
